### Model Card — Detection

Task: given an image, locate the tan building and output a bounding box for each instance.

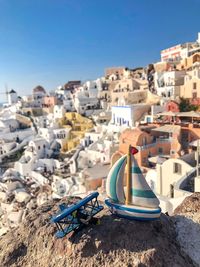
[154,61,174,73]
[109,78,148,105]
[112,78,147,92]
[180,65,200,99]
[156,156,194,197]
[111,90,147,105]
[105,67,125,79]
[146,153,196,199]
[178,53,200,70]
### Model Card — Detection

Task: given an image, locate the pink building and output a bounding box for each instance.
[190,98,200,106]
[43,96,58,107]
[165,100,180,112]
[165,100,180,123]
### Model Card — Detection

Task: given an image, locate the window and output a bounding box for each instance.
[142,157,146,164]
[38,146,40,150]
[193,92,197,99]
[142,137,147,146]
[173,163,182,174]
[170,184,174,198]
[158,147,163,154]
[170,150,175,155]
[193,82,197,89]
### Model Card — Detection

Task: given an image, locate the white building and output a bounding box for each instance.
[154,70,186,98]
[146,153,196,198]
[15,155,36,177]
[111,104,150,128]
[74,91,99,115]
[51,175,83,198]
[63,99,75,112]
[161,32,200,62]
[0,118,19,133]
[143,105,165,124]
[53,105,65,119]
[0,140,17,155]
[53,128,71,147]
[32,86,46,107]
[38,128,54,142]
[84,78,104,91]
[8,90,18,105]
[55,86,71,96]
[25,138,52,159]
[21,95,33,108]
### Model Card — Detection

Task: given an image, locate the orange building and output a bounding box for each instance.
[112,126,182,168]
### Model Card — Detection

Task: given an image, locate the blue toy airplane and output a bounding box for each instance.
[51,192,103,238]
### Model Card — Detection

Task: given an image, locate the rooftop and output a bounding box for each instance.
[84,163,110,179]
[152,124,181,134]
[9,89,16,94]
[33,86,46,94]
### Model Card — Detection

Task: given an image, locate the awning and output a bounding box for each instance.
[176,111,200,117]
[157,111,177,116]
[189,139,200,147]
[148,156,168,164]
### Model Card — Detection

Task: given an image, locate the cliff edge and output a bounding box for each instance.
[0,195,198,267]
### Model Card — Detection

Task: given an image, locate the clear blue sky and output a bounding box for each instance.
[1,0,200,100]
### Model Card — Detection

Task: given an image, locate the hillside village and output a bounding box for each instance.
[1,32,200,238]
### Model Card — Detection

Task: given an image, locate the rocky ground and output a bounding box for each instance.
[0,194,199,267]
[173,193,200,267]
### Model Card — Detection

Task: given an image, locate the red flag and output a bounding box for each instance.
[130,146,138,155]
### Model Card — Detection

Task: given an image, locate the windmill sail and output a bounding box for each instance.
[130,155,160,208]
[106,155,126,203]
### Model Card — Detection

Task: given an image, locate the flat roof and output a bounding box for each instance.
[84,164,110,179]
[152,124,181,134]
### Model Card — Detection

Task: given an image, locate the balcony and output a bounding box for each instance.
[137,138,171,151]
[156,137,171,143]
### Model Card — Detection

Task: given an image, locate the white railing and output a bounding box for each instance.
[156,138,171,143]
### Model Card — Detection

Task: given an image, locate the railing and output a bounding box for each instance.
[193,123,200,128]
[137,138,171,151]
[156,138,171,143]
[137,143,155,150]
[174,167,196,193]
